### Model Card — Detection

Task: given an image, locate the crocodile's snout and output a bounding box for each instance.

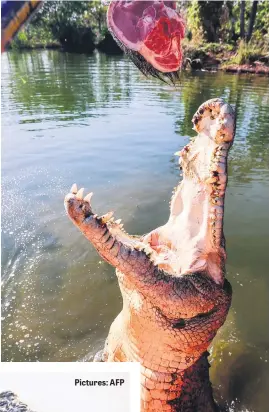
[64,185,94,223]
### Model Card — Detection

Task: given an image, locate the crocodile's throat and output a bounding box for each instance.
[143,99,234,284]
[64,98,235,412]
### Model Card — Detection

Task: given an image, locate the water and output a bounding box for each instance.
[1,50,269,411]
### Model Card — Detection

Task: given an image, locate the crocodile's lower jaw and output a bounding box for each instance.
[64,98,235,412]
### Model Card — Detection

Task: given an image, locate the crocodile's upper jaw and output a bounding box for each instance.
[65,98,235,286]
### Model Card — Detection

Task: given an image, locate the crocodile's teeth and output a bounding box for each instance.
[119,224,124,229]
[144,245,152,254]
[84,192,93,203]
[76,188,84,199]
[71,183,78,194]
[174,151,181,156]
[115,219,122,224]
[206,176,217,184]
[101,211,114,223]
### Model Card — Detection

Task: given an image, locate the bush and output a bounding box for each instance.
[10,26,58,49]
[227,40,266,65]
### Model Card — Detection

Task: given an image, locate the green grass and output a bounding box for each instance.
[225,40,267,65]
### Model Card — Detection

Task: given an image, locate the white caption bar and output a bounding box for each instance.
[0,362,141,412]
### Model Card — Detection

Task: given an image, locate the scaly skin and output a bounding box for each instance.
[0,391,36,412]
[64,98,235,411]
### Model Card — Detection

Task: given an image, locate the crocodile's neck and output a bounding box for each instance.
[139,354,218,412]
[103,277,221,412]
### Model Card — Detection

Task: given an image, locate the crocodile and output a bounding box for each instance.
[0,391,35,412]
[64,98,235,412]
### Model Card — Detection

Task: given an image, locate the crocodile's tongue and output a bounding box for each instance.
[107,1,185,73]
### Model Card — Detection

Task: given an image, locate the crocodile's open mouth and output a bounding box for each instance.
[107,1,185,81]
[65,99,235,286]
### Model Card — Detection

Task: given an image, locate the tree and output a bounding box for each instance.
[84,0,108,37]
[240,0,245,39]
[198,1,224,43]
[246,1,259,42]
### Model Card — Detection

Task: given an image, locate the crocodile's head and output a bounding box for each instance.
[107,1,185,81]
[65,99,235,377]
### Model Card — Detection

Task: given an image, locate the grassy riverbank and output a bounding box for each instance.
[183,40,269,74]
[10,35,268,75]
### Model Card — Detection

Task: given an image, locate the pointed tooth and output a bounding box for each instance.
[76,188,84,199]
[71,183,77,194]
[174,151,181,156]
[84,192,93,202]
[142,245,152,255]
[119,224,124,229]
[206,177,217,184]
[146,245,152,254]
[115,219,122,224]
[101,211,114,223]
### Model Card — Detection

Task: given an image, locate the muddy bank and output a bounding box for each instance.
[221,62,269,74]
[183,43,269,75]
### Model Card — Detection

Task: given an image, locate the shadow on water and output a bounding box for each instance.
[1,50,269,411]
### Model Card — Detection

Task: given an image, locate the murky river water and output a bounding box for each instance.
[1,50,269,411]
